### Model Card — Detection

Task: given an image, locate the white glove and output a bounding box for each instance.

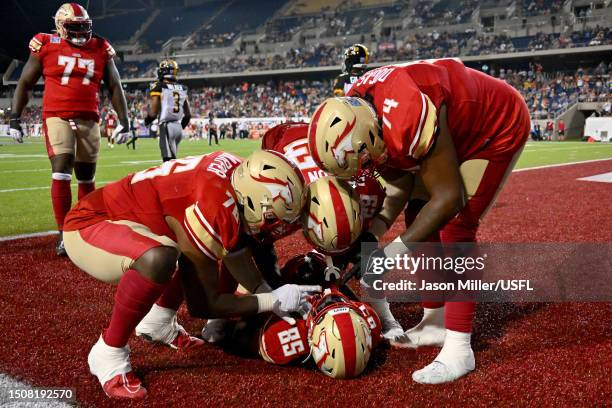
[111,123,130,144]
[9,118,24,143]
[257,284,321,324]
[150,119,159,133]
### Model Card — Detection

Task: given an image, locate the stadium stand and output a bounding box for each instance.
[2,0,610,137]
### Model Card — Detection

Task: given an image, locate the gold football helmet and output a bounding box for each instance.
[54,3,92,46]
[307,290,373,379]
[308,97,386,178]
[158,59,179,82]
[232,150,305,235]
[302,176,362,254]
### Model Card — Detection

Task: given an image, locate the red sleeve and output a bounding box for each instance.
[28,33,47,56]
[183,189,240,261]
[259,316,309,365]
[102,39,116,62]
[351,67,441,163]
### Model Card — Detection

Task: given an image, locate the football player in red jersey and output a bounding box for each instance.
[62,150,319,399]
[260,122,410,345]
[104,110,118,148]
[308,58,531,384]
[9,3,130,256]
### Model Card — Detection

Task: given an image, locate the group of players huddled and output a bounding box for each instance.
[9,3,532,400]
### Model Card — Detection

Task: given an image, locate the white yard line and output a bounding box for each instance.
[513,157,612,172]
[0,181,110,194]
[0,231,58,242]
[1,157,610,241]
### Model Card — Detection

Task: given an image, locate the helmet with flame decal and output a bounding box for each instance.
[307,289,373,379]
[231,150,306,235]
[308,97,386,178]
[302,176,362,255]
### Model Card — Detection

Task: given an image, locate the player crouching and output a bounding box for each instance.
[63,150,319,399]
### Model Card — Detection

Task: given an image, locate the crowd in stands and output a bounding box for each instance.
[7,64,607,131]
[116,26,611,78]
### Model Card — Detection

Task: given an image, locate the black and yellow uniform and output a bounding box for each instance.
[332,44,370,96]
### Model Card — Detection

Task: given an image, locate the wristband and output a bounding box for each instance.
[255,293,275,313]
[383,235,412,258]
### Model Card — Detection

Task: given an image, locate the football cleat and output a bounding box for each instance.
[381,319,414,349]
[405,307,446,347]
[88,336,146,400]
[135,304,203,350]
[56,231,67,257]
[102,372,147,400]
[412,330,475,384]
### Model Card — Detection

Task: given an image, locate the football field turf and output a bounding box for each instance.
[0,137,611,236]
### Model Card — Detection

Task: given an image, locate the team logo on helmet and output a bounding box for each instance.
[307,290,374,379]
[302,176,362,255]
[54,3,92,47]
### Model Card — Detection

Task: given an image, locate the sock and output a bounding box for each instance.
[367,298,396,325]
[51,173,72,230]
[103,269,166,348]
[155,269,184,311]
[445,302,476,333]
[435,329,474,372]
[406,306,446,346]
[77,179,95,200]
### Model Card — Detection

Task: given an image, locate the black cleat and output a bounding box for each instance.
[56,231,67,257]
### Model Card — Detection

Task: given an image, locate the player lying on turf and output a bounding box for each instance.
[63,150,320,400]
[10,3,130,256]
[308,58,530,384]
[195,177,382,378]
[257,122,410,346]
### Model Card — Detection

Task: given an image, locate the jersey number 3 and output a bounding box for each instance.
[58,55,95,85]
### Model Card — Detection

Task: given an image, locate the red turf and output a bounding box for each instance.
[0,161,610,407]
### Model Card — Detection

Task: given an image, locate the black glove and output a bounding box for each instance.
[9,117,24,143]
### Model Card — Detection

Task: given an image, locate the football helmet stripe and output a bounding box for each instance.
[334,312,357,378]
[327,179,351,248]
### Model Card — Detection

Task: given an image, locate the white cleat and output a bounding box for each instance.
[88,335,132,386]
[381,319,413,348]
[135,304,203,350]
[201,319,229,343]
[405,307,446,347]
[412,329,475,384]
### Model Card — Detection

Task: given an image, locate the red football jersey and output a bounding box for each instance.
[262,123,385,230]
[348,58,530,170]
[64,152,243,261]
[262,122,327,184]
[106,115,117,130]
[259,315,309,365]
[29,33,115,121]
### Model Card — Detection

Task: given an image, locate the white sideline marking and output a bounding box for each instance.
[577,172,612,183]
[0,231,57,242]
[0,373,71,407]
[0,181,110,194]
[513,157,612,172]
[0,154,47,159]
[0,157,610,241]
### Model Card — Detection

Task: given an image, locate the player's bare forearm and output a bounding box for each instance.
[370,169,414,238]
[166,216,260,319]
[104,59,129,127]
[397,107,465,245]
[179,254,259,319]
[11,54,42,118]
[223,246,265,293]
